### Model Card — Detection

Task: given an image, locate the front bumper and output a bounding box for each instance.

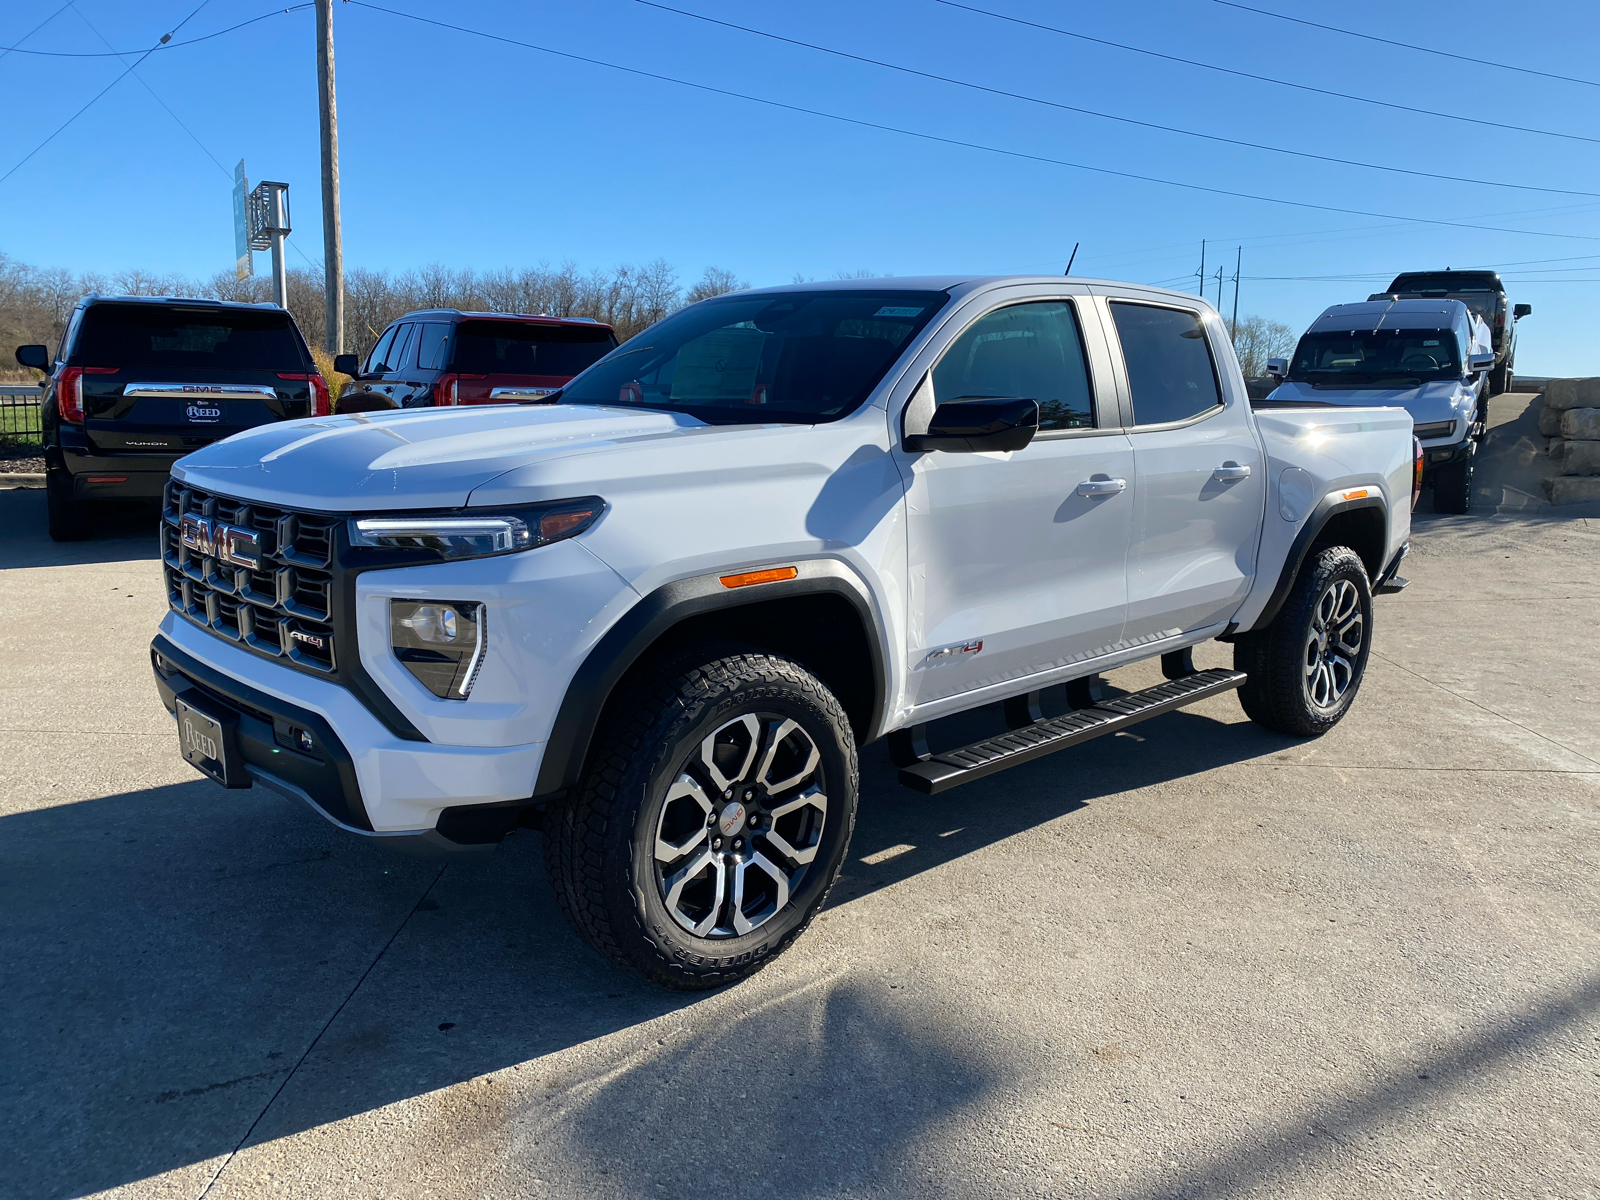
[151,619,547,855]
[1421,435,1473,479]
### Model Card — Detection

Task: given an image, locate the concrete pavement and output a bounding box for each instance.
[2,396,1597,1199]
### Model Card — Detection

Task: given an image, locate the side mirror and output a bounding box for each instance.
[332,354,360,376]
[1468,352,1495,374]
[1513,303,1532,320]
[904,396,1039,453]
[15,344,49,371]
[1265,357,1287,378]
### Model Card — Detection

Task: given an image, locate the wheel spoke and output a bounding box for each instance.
[732,852,790,936]
[1334,616,1364,658]
[663,847,725,937]
[764,783,827,865]
[700,714,761,793]
[755,718,821,796]
[654,774,713,864]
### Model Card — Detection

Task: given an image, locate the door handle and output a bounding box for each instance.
[1075,477,1127,497]
[1212,462,1252,481]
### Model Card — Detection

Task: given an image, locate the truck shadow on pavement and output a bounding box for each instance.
[1,696,1299,1197]
[0,487,161,568]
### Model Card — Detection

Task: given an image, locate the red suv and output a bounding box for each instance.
[333,310,618,409]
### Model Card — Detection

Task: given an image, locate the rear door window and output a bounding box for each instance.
[932,300,1095,431]
[70,304,307,371]
[450,320,618,376]
[417,322,451,371]
[1109,303,1221,426]
[387,324,419,373]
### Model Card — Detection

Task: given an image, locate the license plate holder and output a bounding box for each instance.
[176,694,248,789]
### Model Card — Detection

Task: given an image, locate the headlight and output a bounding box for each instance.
[349,497,604,561]
[391,600,486,699]
[1413,420,1456,441]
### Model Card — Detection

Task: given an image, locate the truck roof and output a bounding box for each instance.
[1308,298,1469,334]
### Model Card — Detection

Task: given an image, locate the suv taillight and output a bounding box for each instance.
[1412,436,1424,510]
[433,374,459,406]
[54,366,117,423]
[278,373,333,416]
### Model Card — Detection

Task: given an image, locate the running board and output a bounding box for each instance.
[896,668,1248,795]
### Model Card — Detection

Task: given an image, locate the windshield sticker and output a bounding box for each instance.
[873,306,924,318]
[1423,340,1440,346]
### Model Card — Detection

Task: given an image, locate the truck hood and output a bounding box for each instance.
[171,403,717,510]
[1266,378,1471,426]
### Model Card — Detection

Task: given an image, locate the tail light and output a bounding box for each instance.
[1412,436,1424,510]
[432,374,488,405]
[278,373,333,416]
[54,366,118,423]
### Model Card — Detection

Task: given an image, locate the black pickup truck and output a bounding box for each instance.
[16,295,331,541]
[1369,270,1530,395]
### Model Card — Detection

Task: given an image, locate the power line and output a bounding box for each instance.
[635,0,1600,200]
[932,1,1600,147]
[0,2,215,189]
[1,2,73,62]
[346,1,1600,243]
[1212,0,1600,90]
[1,5,312,57]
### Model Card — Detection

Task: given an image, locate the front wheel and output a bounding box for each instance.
[1432,455,1474,514]
[1234,545,1373,737]
[545,647,859,990]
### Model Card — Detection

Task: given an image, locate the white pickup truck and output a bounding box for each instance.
[150,277,1417,988]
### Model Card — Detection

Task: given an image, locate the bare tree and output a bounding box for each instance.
[1231,314,1297,379]
[684,265,749,304]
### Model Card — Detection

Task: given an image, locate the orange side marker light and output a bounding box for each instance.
[720,566,799,589]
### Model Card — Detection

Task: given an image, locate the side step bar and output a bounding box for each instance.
[896,668,1248,795]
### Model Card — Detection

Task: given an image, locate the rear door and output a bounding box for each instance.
[1099,295,1267,643]
[71,303,315,456]
[367,322,432,407]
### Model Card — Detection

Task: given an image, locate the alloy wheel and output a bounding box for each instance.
[653,713,828,938]
[1303,578,1364,710]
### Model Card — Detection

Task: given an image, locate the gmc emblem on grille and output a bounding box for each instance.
[179,515,262,569]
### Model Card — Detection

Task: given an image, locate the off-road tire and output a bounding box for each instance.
[544,646,858,990]
[1234,545,1373,737]
[1488,364,1509,396]
[46,467,91,541]
[1432,456,1473,514]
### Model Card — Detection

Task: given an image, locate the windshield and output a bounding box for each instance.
[557,290,948,423]
[450,320,617,376]
[1289,329,1463,388]
[72,304,308,371]
[1386,273,1499,294]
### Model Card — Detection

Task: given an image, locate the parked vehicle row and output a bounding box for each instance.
[1265,268,1531,515]
[144,276,1416,989]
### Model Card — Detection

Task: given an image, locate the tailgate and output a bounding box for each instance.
[84,378,308,454]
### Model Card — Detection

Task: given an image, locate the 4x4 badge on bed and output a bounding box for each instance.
[179,514,262,569]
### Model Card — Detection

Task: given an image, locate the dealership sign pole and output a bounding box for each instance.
[247,182,292,309]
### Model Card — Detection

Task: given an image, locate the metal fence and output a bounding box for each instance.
[0,384,44,445]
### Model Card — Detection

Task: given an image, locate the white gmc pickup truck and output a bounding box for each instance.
[151,277,1418,988]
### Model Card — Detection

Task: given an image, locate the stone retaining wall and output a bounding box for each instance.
[1541,378,1600,504]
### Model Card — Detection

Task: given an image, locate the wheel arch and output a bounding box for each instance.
[1243,496,1387,634]
[533,561,890,799]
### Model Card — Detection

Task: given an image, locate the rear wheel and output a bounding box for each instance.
[545,647,858,990]
[1234,545,1373,737]
[1488,364,1509,396]
[1432,455,1474,514]
[46,467,92,541]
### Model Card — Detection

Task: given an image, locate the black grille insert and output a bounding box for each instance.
[162,479,341,674]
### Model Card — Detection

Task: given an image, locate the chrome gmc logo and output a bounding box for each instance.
[179,514,261,569]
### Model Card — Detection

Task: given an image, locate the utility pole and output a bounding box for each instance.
[1230,247,1241,339]
[1215,266,1224,310]
[315,0,344,354]
[1196,239,1206,296]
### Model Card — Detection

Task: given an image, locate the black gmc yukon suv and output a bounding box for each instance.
[16,295,331,541]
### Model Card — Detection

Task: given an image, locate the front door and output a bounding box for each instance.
[1103,299,1267,644]
[903,296,1134,707]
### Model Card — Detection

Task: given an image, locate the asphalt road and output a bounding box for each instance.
[3,394,1597,1199]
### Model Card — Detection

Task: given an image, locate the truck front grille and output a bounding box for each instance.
[161,480,341,674]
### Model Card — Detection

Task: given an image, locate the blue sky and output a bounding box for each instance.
[3,0,1598,373]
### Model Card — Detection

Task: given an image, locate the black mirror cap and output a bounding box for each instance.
[904,396,1040,453]
[15,344,48,371]
[332,354,361,376]
[1513,303,1532,319]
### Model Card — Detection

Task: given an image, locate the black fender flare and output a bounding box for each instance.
[1240,494,1388,635]
[532,559,891,799]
